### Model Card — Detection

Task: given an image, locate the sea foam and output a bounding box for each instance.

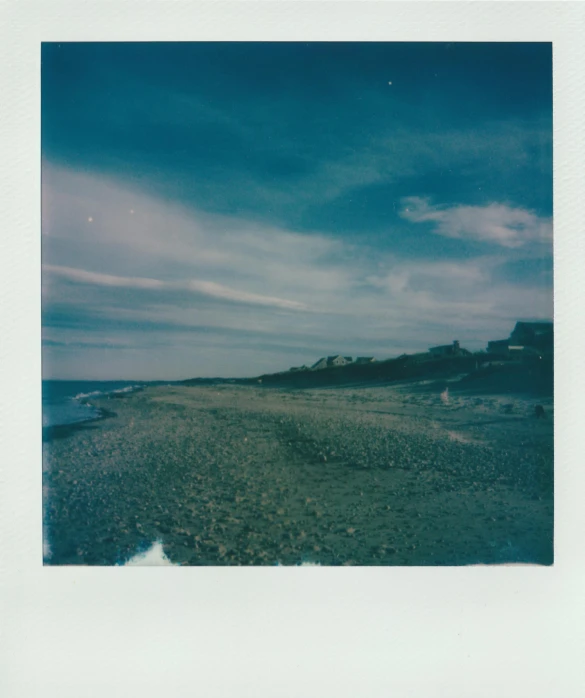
[124,540,177,566]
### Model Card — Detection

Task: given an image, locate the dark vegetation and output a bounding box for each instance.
[233,353,553,395]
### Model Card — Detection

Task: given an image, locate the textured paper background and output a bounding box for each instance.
[1,2,584,696]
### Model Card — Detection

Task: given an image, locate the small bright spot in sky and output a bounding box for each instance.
[87,216,93,223]
[388,81,392,85]
[130,209,134,214]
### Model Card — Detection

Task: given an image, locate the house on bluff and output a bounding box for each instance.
[487,339,510,355]
[311,355,353,371]
[429,340,471,358]
[510,321,553,351]
[486,321,553,357]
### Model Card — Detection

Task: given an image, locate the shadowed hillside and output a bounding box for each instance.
[233,353,553,396]
[244,354,481,389]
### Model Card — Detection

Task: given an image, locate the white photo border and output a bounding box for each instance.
[1,2,584,697]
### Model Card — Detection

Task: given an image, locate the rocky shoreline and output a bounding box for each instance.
[42,383,554,566]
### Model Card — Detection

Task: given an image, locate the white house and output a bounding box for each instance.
[328,355,352,367]
[310,355,353,370]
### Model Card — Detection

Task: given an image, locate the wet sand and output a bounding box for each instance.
[42,382,553,565]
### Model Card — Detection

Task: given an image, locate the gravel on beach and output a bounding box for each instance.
[42,383,554,566]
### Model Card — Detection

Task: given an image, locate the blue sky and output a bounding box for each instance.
[41,42,553,380]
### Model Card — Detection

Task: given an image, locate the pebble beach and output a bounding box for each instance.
[42,382,554,566]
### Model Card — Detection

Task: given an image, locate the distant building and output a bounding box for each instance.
[486,321,553,357]
[310,358,329,371]
[429,340,470,357]
[508,345,543,359]
[328,355,353,367]
[487,339,510,355]
[509,321,553,351]
[355,356,376,364]
[310,355,353,370]
[289,365,310,372]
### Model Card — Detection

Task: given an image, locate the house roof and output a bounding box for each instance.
[513,321,553,334]
[311,357,327,369]
[325,355,352,363]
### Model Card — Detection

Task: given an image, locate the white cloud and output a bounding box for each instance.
[290,121,551,210]
[42,163,346,302]
[400,196,553,248]
[44,264,307,311]
[41,164,553,378]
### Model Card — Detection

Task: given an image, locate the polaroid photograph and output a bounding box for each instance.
[41,41,553,567]
[2,3,584,698]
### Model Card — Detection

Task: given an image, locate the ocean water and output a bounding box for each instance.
[42,380,147,428]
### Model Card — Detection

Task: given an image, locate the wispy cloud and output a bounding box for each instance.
[301,120,552,209]
[400,197,552,248]
[42,42,552,228]
[44,265,307,311]
[40,43,552,379]
[42,165,553,378]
